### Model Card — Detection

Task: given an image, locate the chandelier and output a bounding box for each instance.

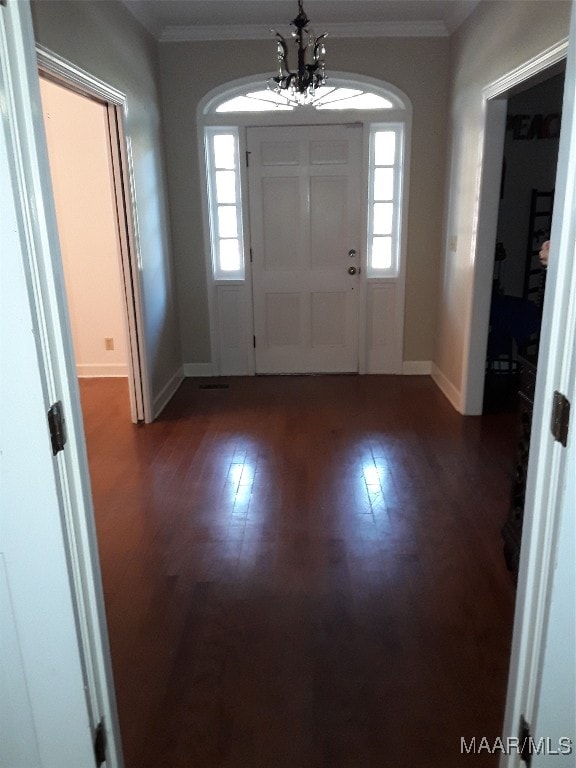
[269,0,327,105]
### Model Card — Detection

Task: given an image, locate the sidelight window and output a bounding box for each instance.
[206,128,244,280]
[367,125,404,277]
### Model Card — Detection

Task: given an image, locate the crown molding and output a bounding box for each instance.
[36,45,126,105]
[160,20,449,43]
[483,38,569,100]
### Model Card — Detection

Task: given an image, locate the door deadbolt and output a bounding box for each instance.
[348,249,357,258]
[348,266,357,275]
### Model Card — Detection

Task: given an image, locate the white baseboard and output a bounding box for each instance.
[152,367,184,419]
[402,360,432,375]
[431,363,463,412]
[183,363,216,377]
[182,361,435,378]
[77,364,128,377]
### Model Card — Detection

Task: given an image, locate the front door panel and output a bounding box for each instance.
[248,125,362,373]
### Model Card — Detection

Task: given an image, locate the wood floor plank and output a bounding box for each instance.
[80,375,517,768]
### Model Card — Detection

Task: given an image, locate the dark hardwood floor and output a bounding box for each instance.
[80,375,518,768]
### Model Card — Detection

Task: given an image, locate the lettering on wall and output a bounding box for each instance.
[507,113,562,140]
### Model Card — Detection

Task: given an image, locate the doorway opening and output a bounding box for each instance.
[485,65,565,581]
[463,41,568,417]
[467,47,567,584]
[38,49,149,424]
[483,68,565,415]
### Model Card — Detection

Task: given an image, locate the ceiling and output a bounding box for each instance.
[121,0,481,41]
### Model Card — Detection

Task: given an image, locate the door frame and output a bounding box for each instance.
[37,45,151,424]
[487,29,576,763]
[463,38,568,416]
[196,72,412,378]
[1,1,123,764]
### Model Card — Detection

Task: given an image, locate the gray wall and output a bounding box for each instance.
[434,0,571,404]
[31,0,182,411]
[159,36,450,365]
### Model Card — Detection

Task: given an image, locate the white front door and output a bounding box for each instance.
[248,124,362,373]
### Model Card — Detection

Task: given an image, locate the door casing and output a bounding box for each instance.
[37,45,150,423]
[197,73,412,378]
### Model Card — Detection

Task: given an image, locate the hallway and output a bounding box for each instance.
[81,375,517,768]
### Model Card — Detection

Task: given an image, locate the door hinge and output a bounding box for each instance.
[246,150,251,167]
[253,335,256,349]
[250,247,253,263]
[47,401,67,455]
[551,390,570,446]
[519,714,532,766]
[94,718,106,767]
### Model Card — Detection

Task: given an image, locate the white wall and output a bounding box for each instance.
[40,77,129,377]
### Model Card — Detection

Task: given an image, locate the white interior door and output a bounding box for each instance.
[1,1,122,765]
[248,124,362,373]
[501,1,576,759]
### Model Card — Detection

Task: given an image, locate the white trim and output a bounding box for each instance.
[36,45,152,424]
[198,129,220,374]
[357,122,370,375]
[183,363,216,377]
[431,363,462,411]
[484,39,569,100]
[151,367,184,419]
[160,21,449,43]
[105,104,146,422]
[500,11,576,759]
[36,45,125,104]
[461,98,508,415]
[402,361,432,375]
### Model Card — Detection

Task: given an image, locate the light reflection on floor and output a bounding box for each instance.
[176,425,427,589]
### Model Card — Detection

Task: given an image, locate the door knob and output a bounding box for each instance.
[348,266,357,275]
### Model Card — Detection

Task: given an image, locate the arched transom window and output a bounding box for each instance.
[215,86,396,113]
[205,77,406,114]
